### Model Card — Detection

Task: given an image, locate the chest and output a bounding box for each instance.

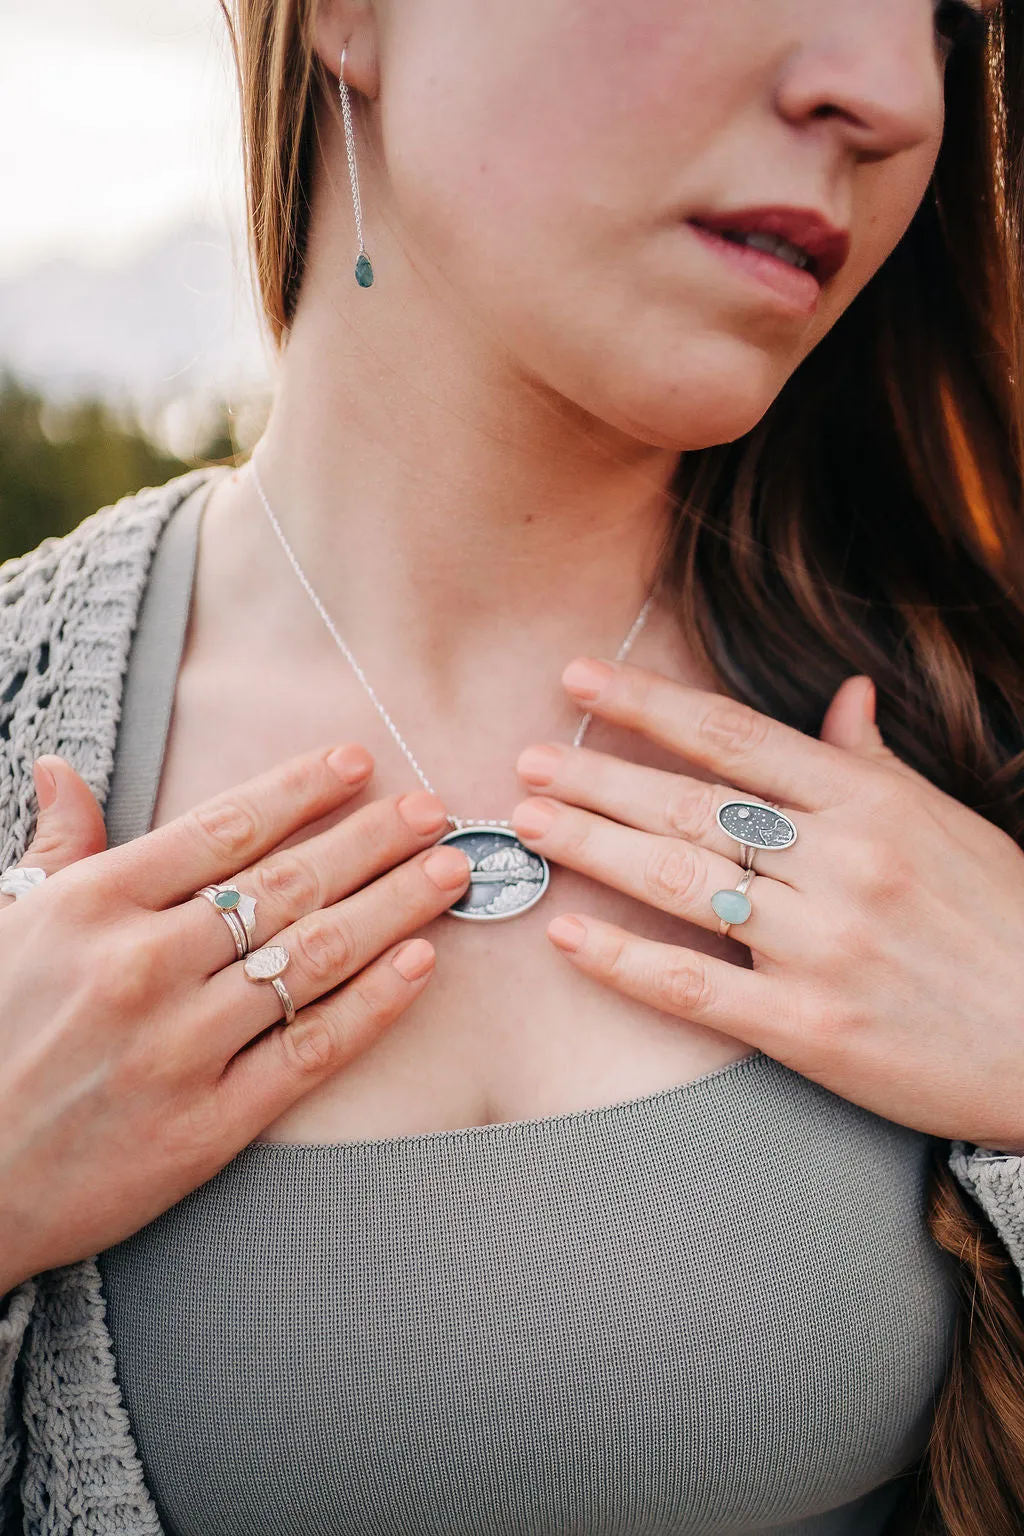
[153,638,752,1144]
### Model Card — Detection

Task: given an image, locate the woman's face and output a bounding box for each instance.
[366,0,987,449]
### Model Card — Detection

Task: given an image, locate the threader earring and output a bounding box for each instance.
[339,45,374,287]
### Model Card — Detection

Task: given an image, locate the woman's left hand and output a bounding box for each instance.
[510,656,1024,1150]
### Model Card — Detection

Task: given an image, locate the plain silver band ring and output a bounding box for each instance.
[270,976,296,1026]
[719,864,756,938]
[196,885,250,959]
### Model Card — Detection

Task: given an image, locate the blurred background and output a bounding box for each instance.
[0,0,271,562]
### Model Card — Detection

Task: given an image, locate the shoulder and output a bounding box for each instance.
[0,469,215,867]
[0,468,211,631]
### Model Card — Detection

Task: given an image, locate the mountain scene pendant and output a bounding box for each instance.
[437,825,550,922]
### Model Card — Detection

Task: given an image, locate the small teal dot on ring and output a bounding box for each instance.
[711,889,752,925]
[214,889,241,911]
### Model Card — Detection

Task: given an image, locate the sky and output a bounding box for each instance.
[0,0,243,277]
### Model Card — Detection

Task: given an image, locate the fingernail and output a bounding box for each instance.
[328,744,374,784]
[862,679,877,726]
[561,658,615,701]
[392,939,435,981]
[398,792,449,836]
[423,847,472,890]
[517,744,564,787]
[511,797,557,841]
[548,915,586,953]
[32,759,57,811]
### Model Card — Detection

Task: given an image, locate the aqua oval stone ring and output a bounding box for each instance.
[711,866,756,938]
[195,882,258,960]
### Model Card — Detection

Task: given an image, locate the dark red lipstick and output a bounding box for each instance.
[687,206,852,286]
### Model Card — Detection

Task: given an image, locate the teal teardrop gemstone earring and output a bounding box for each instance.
[340,45,374,288]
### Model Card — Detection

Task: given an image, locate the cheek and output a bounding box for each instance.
[382,4,787,447]
[379,1,946,451]
[813,142,942,347]
[381,1,700,261]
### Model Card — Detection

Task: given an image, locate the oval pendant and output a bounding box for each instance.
[437,825,550,922]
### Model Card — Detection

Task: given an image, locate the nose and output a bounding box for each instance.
[773,0,946,161]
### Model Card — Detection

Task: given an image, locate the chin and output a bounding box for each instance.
[593,341,789,452]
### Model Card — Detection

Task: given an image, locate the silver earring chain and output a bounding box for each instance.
[339,47,367,258]
[248,452,655,826]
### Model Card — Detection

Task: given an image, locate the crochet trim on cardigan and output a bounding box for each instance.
[0,471,212,1534]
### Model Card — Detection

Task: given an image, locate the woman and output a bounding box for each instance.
[1,0,1023,1530]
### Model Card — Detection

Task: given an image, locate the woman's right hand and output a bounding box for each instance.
[0,745,471,1294]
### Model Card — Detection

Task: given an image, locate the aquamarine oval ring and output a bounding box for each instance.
[196,882,258,960]
[711,866,756,938]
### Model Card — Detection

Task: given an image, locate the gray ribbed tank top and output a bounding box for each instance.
[97,478,960,1536]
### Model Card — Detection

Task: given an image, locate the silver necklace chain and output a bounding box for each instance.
[248,453,654,829]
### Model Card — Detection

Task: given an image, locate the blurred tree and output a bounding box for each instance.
[0,373,240,566]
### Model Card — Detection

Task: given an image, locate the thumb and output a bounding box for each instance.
[819,676,890,759]
[21,756,108,871]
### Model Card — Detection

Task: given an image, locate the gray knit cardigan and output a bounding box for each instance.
[0,471,1021,1535]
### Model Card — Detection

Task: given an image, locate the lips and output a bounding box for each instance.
[686,206,852,285]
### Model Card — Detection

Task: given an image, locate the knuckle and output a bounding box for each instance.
[87,935,160,1017]
[27,825,73,863]
[697,700,769,757]
[256,856,320,913]
[858,842,913,905]
[174,1091,226,1151]
[619,667,657,715]
[291,912,355,985]
[278,753,330,803]
[663,781,718,841]
[553,812,590,860]
[333,974,388,1036]
[808,910,874,978]
[188,797,259,860]
[813,989,866,1046]
[660,955,714,1016]
[282,1015,336,1074]
[643,842,700,909]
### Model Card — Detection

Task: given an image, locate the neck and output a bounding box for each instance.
[244,207,680,693]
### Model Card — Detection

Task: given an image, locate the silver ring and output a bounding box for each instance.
[0,866,47,901]
[717,799,797,854]
[712,865,756,938]
[196,883,258,959]
[243,945,296,1025]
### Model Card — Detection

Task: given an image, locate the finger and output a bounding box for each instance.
[199,844,470,1057]
[544,911,789,1052]
[107,743,375,907]
[217,938,437,1137]
[819,675,925,786]
[0,757,108,907]
[515,741,806,882]
[178,790,453,974]
[510,796,799,951]
[561,658,862,812]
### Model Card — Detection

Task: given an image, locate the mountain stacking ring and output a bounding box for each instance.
[716,799,798,853]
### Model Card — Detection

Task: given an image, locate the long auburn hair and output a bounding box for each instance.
[220,2,1024,1529]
